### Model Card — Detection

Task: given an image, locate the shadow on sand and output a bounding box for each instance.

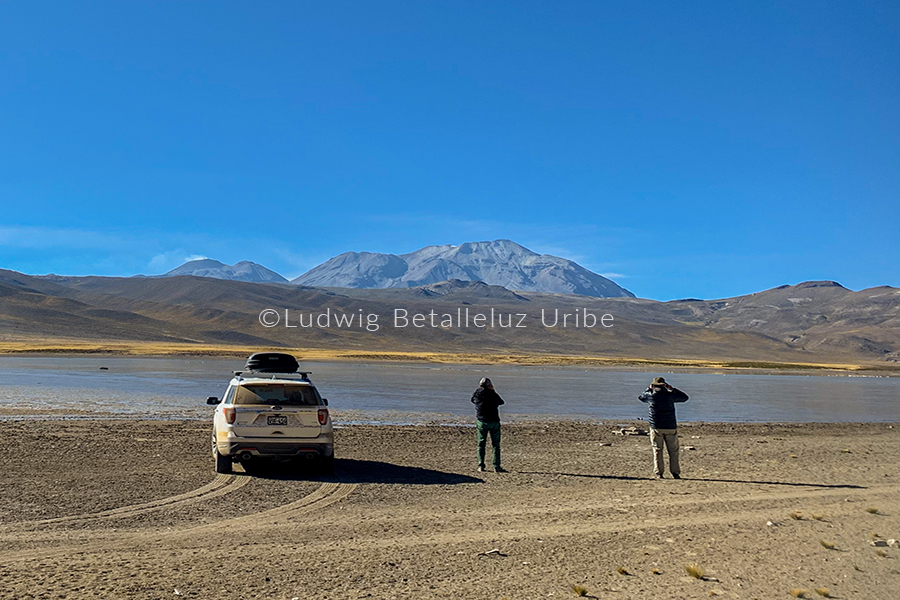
[240,458,482,485]
[683,476,865,489]
[516,471,865,489]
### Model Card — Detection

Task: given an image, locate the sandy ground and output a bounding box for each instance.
[1,420,899,600]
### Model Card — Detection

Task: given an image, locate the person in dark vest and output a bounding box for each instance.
[638,377,689,479]
[471,377,506,473]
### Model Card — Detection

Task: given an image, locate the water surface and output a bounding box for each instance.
[0,357,897,423]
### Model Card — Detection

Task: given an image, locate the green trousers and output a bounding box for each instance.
[476,420,501,469]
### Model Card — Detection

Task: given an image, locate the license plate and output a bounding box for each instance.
[267,415,288,426]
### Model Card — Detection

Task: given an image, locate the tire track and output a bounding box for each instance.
[2,476,889,565]
[5,474,249,530]
[257,478,357,521]
[184,475,358,529]
[0,476,357,563]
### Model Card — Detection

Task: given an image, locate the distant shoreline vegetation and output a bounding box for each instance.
[0,342,891,374]
[257,307,614,331]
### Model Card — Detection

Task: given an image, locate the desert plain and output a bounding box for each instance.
[1,418,899,600]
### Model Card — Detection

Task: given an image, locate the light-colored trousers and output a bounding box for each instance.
[650,428,680,476]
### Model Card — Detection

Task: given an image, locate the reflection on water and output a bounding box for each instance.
[0,357,898,423]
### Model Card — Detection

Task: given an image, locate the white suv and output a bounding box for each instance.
[208,353,334,474]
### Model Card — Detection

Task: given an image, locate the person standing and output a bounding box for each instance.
[471,377,506,473]
[638,377,689,479]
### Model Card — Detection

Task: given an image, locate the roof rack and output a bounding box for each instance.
[233,370,312,380]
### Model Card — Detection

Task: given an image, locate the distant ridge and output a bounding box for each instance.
[292,239,634,298]
[162,259,287,283]
[3,268,899,364]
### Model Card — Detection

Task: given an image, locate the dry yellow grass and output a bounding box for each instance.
[789,511,804,520]
[789,589,809,598]
[876,549,888,558]
[685,563,705,579]
[814,588,832,598]
[615,566,630,575]
[819,540,837,550]
[0,339,877,371]
[865,506,880,514]
[570,584,589,597]
[811,513,826,521]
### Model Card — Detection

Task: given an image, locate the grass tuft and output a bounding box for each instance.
[789,589,809,598]
[876,549,888,558]
[651,568,662,575]
[853,564,863,572]
[615,566,630,575]
[840,448,851,453]
[790,511,804,520]
[571,584,589,597]
[866,507,880,514]
[685,563,705,579]
[811,513,826,521]
[814,588,833,598]
[819,540,837,550]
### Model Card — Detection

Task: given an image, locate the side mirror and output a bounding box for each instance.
[322,398,329,406]
[206,396,220,405]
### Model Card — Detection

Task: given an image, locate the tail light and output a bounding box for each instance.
[224,407,236,424]
[317,408,329,425]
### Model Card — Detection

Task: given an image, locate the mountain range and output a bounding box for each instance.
[291,240,634,298]
[162,240,633,298]
[2,268,898,367]
[162,259,287,283]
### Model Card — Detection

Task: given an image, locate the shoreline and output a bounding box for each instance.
[1,340,896,375]
[1,408,898,426]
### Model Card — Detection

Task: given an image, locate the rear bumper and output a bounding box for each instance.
[217,433,333,459]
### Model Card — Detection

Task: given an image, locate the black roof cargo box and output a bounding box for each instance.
[244,352,300,373]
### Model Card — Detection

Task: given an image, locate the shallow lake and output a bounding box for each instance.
[0,356,897,423]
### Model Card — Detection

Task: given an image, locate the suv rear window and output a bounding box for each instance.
[233,384,321,406]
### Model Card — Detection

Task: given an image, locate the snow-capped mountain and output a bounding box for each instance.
[292,240,633,297]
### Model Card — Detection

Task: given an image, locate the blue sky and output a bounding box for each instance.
[1,1,897,300]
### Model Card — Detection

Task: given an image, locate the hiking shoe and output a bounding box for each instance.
[494,467,508,473]
[477,466,486,472]
[672,473,681,479]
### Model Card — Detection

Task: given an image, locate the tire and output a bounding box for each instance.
[213,438,232,474]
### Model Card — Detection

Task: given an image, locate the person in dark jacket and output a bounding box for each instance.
[471,377,506,473]
[638,377,689,479]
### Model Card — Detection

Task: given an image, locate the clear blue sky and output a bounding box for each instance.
[1,1,897,300]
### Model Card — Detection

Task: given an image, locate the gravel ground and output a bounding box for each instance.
[1,419,899,599]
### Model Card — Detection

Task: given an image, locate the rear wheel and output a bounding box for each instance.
[213,438,232,474]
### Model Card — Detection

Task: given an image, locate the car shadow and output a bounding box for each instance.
[517,471,865,489]
[240,458,483,485]
[339,459,483,485]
